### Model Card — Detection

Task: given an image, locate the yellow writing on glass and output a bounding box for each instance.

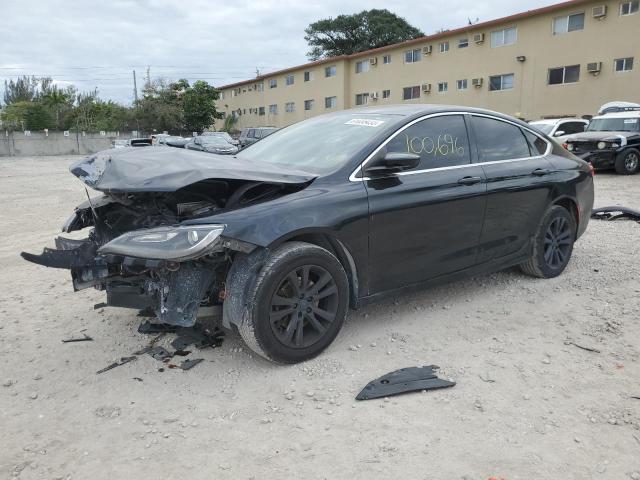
[403,133,464,156]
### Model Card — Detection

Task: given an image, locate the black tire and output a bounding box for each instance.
[520,205,576,279]
[614,148,640,175]
[237,241,349,364]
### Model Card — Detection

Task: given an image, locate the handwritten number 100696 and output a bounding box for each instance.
[403,133,465,157]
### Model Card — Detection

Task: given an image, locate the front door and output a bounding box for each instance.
[364,114,487,294]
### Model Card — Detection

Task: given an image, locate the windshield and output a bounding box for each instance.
[530,123,554,135]
[237,113,401,173]
[587,117,640,132]
[200,136,230,146]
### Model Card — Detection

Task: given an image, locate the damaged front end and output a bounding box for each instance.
[22,148,313,327]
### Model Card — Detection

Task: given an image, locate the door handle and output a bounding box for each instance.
[457,176,482,186]
[532,168,551,176]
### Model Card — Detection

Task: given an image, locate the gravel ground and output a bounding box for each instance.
[1,155,639,480]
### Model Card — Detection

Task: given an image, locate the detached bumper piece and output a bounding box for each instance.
[21,238,109,291]
[591,206,640,222]
[356,365,455,401]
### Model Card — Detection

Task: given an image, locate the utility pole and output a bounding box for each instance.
[132,70,138,104]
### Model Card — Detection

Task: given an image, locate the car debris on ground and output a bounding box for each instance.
[356,365,455,401]
[61,333,93,343]
[591,206,640,222]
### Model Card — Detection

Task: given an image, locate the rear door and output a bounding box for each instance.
[365,114,487,294]
[469,114,555,263]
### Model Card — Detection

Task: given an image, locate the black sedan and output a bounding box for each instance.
[185,135,239,154]
[23,105,594,364]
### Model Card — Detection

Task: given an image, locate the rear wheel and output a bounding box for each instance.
[615,148,640,175]
[237,242,349,364]
[520,205,576,278]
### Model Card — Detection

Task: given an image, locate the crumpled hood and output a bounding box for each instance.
[70,147,315,193]
[565,131,639,142]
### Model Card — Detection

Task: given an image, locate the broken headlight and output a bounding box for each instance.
[98,225,225,261]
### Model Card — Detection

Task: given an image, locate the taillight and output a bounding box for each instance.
[562,143,568,150]
[589,164,595,177]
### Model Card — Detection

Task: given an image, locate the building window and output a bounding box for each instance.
[403,86,420,100]
[325,96,337,108]
[268,104,277,114]
[404,48,421,63]
[382,89,391,99]
[256,83,264,92]
[491,27,517,47]
[439,41,449,53]
[355,93,369,105]
[304,71,313,82]
[553,13,585,34]
[548,65,580,84]
[437,82,448,93]
[489,73,515,91]
[258,107,265,116]
[620,0,639,15]
[325,65,337,77]
[269,78,277,89]
[304,99,314,110]
[458,38,469,48]
[285,74,294,86]
[383,54,391,64]
[615,57,634,71]
[355,60,370,74]
[456,79,468,90]
[285,102,295,113]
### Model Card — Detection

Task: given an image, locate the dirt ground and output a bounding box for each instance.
[1,155,639,480]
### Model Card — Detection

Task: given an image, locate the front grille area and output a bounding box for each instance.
[572,141,599,153]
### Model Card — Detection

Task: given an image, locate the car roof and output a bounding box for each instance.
[594,111,640,119]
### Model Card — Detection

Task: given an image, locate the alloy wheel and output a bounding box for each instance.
[625,152,639,172]
[543,216,572,269]
[269,265,339,349]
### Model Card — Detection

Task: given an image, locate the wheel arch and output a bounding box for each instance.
[551,195,579,235]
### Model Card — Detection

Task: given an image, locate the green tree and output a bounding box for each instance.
[304,9,424,60]
[134,78,184,133]
[181,80,223,133]
[0,101,53,130]
[41,85,76,129]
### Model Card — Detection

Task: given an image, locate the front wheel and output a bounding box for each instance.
[237,242,349,364]
[615,148,640,175]
[520,205,576,278]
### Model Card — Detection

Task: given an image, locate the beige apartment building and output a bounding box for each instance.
[216,0,639,130]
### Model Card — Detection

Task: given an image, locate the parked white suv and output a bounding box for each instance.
[529,118,589,143]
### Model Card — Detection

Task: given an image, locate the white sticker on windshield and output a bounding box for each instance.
[345,118,385,127]
[624,119,638,124]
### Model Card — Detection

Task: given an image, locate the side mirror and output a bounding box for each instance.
[554,130,565,137]
[364,152,421,176]
[583,124,588,131]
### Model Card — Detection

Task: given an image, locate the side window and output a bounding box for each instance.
[248,129,256,138]
[523,130,548,156]
[472,116,531,162]
[385,115,471,169]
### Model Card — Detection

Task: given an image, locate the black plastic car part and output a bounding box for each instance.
[591,206,640,221]
[356,365,455,401]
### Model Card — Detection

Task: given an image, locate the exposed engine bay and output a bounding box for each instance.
[21,148,313,327]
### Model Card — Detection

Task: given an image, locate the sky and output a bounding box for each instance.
[1,0,561,105]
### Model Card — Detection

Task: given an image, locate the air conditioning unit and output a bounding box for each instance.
[422,45,433,55]
[587,62,602,73]
[472,77,483,87]
[473,33,485,44]
[369,57,377,65]
[422,83,432,92]
[370,91,379,99]
[592,5,607,17]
